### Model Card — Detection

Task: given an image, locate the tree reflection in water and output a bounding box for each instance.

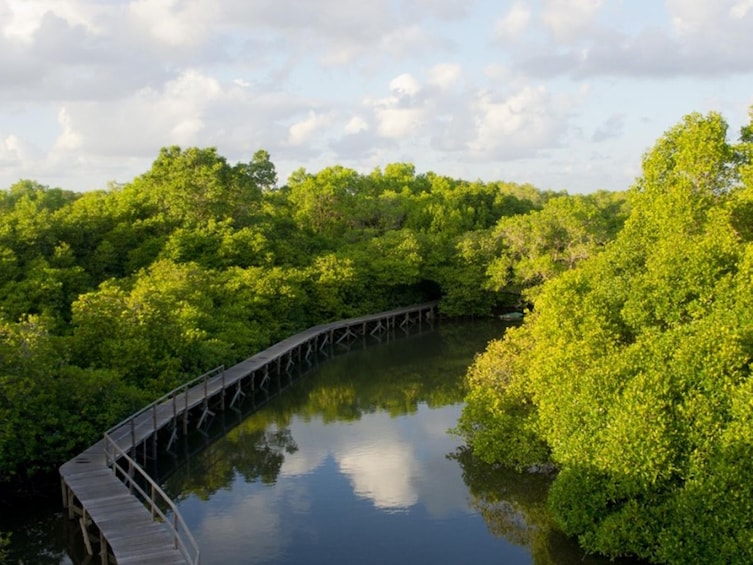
[451,446,644,565]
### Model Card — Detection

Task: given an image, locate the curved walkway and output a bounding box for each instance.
[60,302,438,564]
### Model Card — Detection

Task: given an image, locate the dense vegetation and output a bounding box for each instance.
[457,110,753,564]
[0,148,626,485]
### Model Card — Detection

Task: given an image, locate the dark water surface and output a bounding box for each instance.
[159,320,639,565]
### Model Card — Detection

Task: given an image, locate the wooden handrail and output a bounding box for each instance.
[104,432,200,564]
[106,365,226,438]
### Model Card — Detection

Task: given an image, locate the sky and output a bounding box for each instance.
[1,0,753,194]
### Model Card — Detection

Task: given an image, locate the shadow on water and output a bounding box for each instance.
[0,475,82,565]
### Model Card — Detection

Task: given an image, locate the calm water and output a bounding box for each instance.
[2,320,641,564]
[158,321,639,565]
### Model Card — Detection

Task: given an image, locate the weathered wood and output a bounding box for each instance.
[60,302,438,564]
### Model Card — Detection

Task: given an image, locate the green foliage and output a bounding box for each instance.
[0,145,610,486]
[0,315,145,480]
[458,110,753,563]
[486,192,628,299]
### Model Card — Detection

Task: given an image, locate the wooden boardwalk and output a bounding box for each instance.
[61,302,437,564]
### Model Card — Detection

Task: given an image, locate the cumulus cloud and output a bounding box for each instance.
[509,0,753,79]
[49,70,223,156]
[53,106,82,151]
[287,111,334,147]
[127,0,219,47]
[0,134,37,167]
[731,0,753,18]
[427,63,463,90]
[2,0,99,43]
[344,116,369,134]
[466,85,569,160]
[389,73,422,97]
[221,0,452,66]
[540,0,603,42]
[494,2,531,40]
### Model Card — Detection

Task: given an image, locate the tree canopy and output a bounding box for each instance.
[0,147,628,484]
[457,110,753,563]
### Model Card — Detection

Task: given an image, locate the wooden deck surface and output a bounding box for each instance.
[60,302,437,564]
[61,464,187,563]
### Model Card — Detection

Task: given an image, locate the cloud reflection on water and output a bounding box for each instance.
[279,404,465,512]
[188,403,469,564]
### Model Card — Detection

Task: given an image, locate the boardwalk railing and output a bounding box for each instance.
[105,365,226,458]
[103,433,200,565]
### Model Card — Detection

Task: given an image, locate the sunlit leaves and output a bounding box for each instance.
[459,110,753,563]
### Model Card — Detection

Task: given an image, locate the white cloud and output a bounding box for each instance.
[49,69,224,155]
[127,0,219,47]
[516,0,753,80]
[389,73,422,97]
[344,116,369,134]
[364,73,431,139]
[731,0,753,18]
[1,0,753,194]
[0,134,36,167]
[667,0,722,36]
[494,2,531,40]
[373,24,454,64]
[375,107,427,139]
[2,0,99,43]
[53,106,82,151]
[467,85,568,160]
[428,63,463,90]
[541,0,603,42]
[287,111,333,146]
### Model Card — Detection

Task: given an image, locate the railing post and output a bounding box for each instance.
[152,404,158,462]
[130,418,135,453]
[221,370,226,410]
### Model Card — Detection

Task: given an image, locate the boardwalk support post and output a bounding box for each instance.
[230,381,245,409]
[80,509,93,556]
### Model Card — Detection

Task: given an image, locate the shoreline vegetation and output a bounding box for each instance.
[457,110,753,564]
[2,109,751,563]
